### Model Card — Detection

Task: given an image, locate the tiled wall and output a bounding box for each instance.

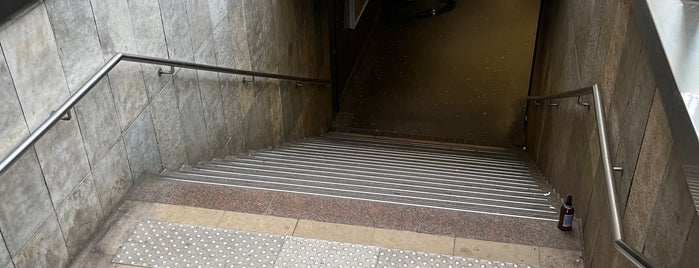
[527,0,698,267]
[0,1,331,267]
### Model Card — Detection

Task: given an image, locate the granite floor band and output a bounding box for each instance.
[114,220,536,268]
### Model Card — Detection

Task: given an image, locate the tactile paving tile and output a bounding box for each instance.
[275,236,379,267]
[376,248,534,268]
[113,220,285,267]
[112,220,537,268]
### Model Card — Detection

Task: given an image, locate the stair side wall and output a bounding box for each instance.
[527,0,698,267]
[0,1,332,267]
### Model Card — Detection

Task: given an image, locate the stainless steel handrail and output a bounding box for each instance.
[527,84,653,268]
[0,53,332,175]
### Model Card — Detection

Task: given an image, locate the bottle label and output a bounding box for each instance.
[562,214,573,227]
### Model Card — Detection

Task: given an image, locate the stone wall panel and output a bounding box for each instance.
[55,174,104,258]
[124,108,162,181]
[0,152,52,256]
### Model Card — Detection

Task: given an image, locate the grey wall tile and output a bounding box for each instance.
[642,156,696,267]
[150,82,188,169]
[127,0,171,98]
[34,119,90,206]
[124,108,162,181]
[208,0,229,29]
[127,0,168,58]
[268,81,284,146]
[44,0,105,93]
[0,5,70,130]
[194,38,226,154]
[185,0,214,51]
[173,69,210,163]
[0,47,28,158]
[105,62,149,129]
[212,16,235,68]
[679,214,699,267]
[73,79,121,167]
[91,0,148,129]
[242,0,270,72]
[159,0,194,61]
[90,0,139,56]
[623,92,673,248]
[221,81,243,141]
[55,174,104,258]
[229,0,252,70]
[0,151,53,255]
[12,216,70,268]
[92,140,133,216]
[0,235,10,268]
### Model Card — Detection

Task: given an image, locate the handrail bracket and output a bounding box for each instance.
[60,110,72,121]
[157,66,175,76]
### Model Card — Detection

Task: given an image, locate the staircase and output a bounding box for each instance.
[159,133,559,221]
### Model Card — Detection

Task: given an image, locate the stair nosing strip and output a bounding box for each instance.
[251,150,536,181]
[289,141,529,171]
[321,134,519,157]
[205,161,548,197]
[302,138,527,167]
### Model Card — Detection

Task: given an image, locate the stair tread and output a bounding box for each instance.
[157,135,558,221]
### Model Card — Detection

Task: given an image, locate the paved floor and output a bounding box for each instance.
[71,201,584,267]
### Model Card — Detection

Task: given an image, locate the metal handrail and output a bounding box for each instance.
[0,53,332,175]
[527,84,653,268]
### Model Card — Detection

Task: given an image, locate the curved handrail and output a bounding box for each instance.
[527,84,653,268]
[0,53,332,175]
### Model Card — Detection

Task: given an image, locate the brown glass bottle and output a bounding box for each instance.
[558,195,575,231]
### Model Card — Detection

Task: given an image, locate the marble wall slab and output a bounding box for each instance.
[0,152,53,255]
[159,0,194,61]
[124,108,162,182]
[44,0,104,93]
[150,82,189,169]
[12,217,70,268]
[72,80,121,167]
[185,0,214,51]
[194,38,227,155]
[173,68,211,163]
[527,0,698,266]
[55,174,105,258]
[0,1,332,267]
[34,119,90,205]
[128,0,171,98]
[91,140,133,216]
[0,5,70,130]
[0,238,8,268]
[0,47,28,158]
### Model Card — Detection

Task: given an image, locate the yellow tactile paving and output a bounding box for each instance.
[153,203,224,227]
[293,220,375,245]
[90,201,579,268]
[371,228,454,255]
[217,211,298,235]
[454,238,540,265]
[539,247,584,267]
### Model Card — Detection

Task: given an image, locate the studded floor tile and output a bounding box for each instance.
[113,220,285,267]
[275,237,378,267]
[377,249,533,268]
[113,220,537,268]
